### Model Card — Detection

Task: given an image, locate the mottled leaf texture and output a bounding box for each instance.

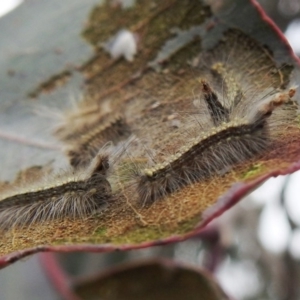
[72,259,229,300]
[0,0,300,267]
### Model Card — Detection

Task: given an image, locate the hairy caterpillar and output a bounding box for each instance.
[66,114,131,168]
[0,151,113,231]
[55,104,131,167]
[126,87,297,206]
[110,48,297,207]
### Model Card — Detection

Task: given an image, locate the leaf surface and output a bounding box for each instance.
[0,0,300,268]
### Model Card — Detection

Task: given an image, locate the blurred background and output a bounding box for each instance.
[0,1,300,299]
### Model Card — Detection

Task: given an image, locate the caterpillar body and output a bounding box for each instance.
[0,152,112,230]
[119,78,297,206]
[66,114,131,168]
[56,107,131,168]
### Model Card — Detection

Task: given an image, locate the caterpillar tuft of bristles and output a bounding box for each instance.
[0,150,114,231]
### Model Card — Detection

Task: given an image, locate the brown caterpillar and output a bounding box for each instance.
[0,151,112,231]
[121,80,297,207]
[66,114,131,168]
[55,105,131,168]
